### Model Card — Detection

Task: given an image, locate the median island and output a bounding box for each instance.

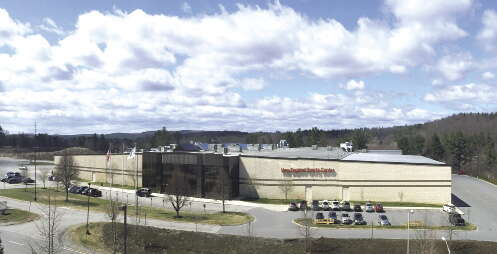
[0,188,253,226]
[0,208,39,225]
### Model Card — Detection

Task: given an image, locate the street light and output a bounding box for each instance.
[407,209,414,254]
[86,182,91,235]
[441,237,451,254]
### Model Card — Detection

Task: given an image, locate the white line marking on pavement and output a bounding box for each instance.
[63,247,89,254]
[7,240,25,246]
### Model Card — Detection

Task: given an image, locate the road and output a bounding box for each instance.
[1,174,497,254]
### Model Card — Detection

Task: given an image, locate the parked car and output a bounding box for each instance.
[353,204,362,212]
[322,201,331,211]
[136,188,152,197]
[6,172,21,178]
[312,200,321,211]
[353,213,367,225]
[328,211,338,222]
[443,204,456,214]
[22,177,35,184]
[315,212,325,220]
[69,185,80,194]
[0,177,9,182]
[48,175,60,181]
[87,188,102,197]
[288,202,299,211]
[374,203,384,213]
[331,200,341,211]
[340,201,351,211]
[449,214,466,226]
[299,200,308,210]
[7,175,23,184]
[77,186,89,194]
[341,213,353,224]
[378,215,391,226]
[365,203,374,212]
[81,187,91,195]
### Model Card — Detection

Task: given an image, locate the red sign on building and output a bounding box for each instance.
[281,168,336,173]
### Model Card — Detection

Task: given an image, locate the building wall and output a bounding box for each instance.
[239,156,451,204]
[54,154,143,187]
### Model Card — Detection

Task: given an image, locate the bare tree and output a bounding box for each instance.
[105,198,121,254]
[278,179,294,201]
[217,168,231,213]
[413,213,438,254]
[38,170,49,189]
[32,190,64,254]
[54,151,79,202]
[297,209,314,253]
[166,170,189,218]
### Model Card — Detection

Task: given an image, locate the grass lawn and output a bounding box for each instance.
[0,208,39,225]
[294,218,477,231]
[0,188,252,225]
[70,222,495,254]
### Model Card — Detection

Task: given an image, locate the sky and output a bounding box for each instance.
[1,0,497,134]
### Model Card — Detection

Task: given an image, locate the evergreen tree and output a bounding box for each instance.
[425,134,445,161]
[351,129,369,150]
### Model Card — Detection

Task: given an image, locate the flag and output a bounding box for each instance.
[106,147,112,163]
[127,147,136,160]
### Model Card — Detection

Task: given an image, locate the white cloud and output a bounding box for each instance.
[482,71,495,80]
[435,52,473,81]
[181,2,192,13]
[424,83,497,110]
[241,78,265,91]
[344,79,365,90]
[0,1,474,133]
[38,17,64,35]
[478,10,497,51]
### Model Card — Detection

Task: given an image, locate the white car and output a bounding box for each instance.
[443,204,456,214]
[331,200,341,211]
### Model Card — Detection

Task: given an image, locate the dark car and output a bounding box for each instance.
[81,187,91,195]
[340,201,351,211]
[322,201,331,211]
[312,200,321,211]
[87,188,102,197]
[136,188,152,197]
[22,177,35,184]
[288,202,299,211]
[353,204,362,212]
[69,185,80,194]
[315,212,325,220]
[449,214,466,226]
[328,211,339,224]
[0,177,9,182]
[6,172,21,178]
[353,213,367,225]
[7,175,23,184]
[299,200,308,210]
[378,215,391,226]
[77,186,89,194]
[374,203,384,213]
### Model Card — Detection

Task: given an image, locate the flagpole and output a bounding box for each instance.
[135,143,139,226]
[109,143,113,200]
[122,143,125,204]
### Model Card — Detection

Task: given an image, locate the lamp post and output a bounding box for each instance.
[407,209,414,254]
[370,213,374,240]
[86,182,91,235]
[441,237,451,254]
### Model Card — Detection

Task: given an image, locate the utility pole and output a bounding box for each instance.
[34,121,38,202]
[86,182,91,235]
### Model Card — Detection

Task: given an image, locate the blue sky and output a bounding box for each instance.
[1,0,497,134]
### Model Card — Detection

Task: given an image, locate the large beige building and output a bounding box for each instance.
[54,147,451,204]
[239,150,451,204]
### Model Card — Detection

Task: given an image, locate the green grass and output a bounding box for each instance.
[0,208,40,225]
[69,222,496,254]
[294,218,477,231]
[88,181,137,190]
[0,188,253,225]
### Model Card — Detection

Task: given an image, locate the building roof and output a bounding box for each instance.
[341,153,445,165]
